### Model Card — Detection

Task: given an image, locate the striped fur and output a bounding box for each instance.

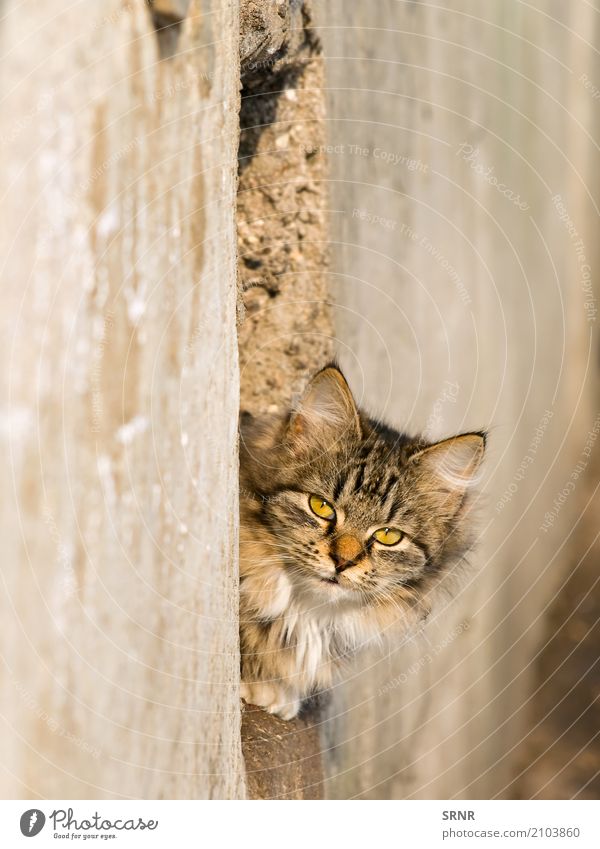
[239,366,485,719]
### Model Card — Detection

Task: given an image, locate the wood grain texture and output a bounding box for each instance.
[0,0,244,799]
[242,704,324,799]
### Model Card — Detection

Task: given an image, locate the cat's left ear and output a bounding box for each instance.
[287,365,361,448]
[410,432,485,494]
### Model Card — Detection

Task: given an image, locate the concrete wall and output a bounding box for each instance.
[0,0,244,798]
[315,0,600,798]
[237,0,332,798]
[2,0,599,801]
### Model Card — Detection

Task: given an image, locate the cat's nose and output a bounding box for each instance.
[331,534,363,572]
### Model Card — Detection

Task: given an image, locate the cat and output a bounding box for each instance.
[239,364,485,720]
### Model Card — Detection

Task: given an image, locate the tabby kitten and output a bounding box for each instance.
[239,365,485,719]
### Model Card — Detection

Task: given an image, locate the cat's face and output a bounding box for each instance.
[241,366,485,607]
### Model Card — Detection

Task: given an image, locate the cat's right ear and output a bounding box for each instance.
[286,365,361,450]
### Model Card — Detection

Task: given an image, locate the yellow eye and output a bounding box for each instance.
[309,494,336,521]
[372,527,403,546]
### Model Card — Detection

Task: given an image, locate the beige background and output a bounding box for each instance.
[315,0,600,798]
[0,0,244,798]
[2,0,599,800]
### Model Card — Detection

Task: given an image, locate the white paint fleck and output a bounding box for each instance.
[180,432,189,447]
[151,483,162,511]
[75,337,89,357]
[0,406,33,440]
[97,454,116,506]
[127,296,146,325]
[116,415,148,445]
[97,206,120,238]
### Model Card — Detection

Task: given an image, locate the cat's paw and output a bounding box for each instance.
[240,682,300,721]
[267,698,301,721]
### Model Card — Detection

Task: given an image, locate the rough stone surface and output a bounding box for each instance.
[240,0,310,81]
[0,0,244,799]
[237,1,330,797]
[237,2,333,420]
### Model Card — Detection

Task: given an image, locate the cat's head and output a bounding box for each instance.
[240,365,485,608]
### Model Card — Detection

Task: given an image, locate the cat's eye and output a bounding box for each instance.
[309,494,336,521]
[372,527,403,546]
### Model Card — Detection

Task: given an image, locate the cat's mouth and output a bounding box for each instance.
[319,574,358,592]
[316,574,364,602]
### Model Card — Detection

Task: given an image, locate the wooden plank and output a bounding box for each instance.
[0,0,244,799]
[314,0,598,799]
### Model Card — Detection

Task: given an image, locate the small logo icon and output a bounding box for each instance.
[19,809,45,837]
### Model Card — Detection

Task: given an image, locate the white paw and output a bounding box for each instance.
[266,699,301,721]
[241,682,301,720]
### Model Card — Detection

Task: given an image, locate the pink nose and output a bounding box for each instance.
[331,534,363,572]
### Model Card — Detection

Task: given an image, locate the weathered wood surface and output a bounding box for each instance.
[315,0,600,798]
[0,0,244,798]
[2,0,599,802]
[242,704,324,799]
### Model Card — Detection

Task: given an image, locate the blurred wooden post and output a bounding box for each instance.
[314,0,599,799]
[0,0,244,798]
